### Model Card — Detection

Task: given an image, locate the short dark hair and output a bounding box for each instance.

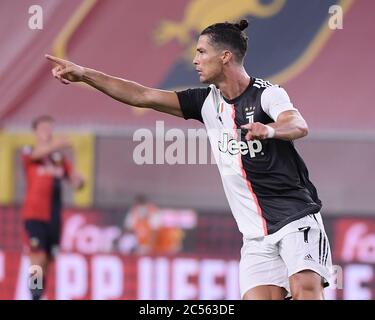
[32,115,54,130]
[200,19,249,63]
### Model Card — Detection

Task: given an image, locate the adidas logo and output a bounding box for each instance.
[253,78,274,89]
[304,254,315,262]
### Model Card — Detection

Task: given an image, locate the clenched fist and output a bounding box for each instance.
[241,122,275,141]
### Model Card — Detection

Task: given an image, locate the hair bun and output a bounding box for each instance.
[235,19,249,31]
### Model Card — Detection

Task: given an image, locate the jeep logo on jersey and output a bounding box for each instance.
[218,132,262,158]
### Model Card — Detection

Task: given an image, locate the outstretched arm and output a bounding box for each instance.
[45,55,183,117]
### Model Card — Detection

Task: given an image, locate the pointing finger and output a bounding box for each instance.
[45,54,69,66]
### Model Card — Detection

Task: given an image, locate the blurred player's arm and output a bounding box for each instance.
[45,55,183,118]
[31,137,71,160]
[69,172,85,190]
[63,159,85,190]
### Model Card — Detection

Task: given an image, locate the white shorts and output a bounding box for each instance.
[239,213,332,298]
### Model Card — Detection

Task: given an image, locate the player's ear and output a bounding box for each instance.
[221,50,232,65]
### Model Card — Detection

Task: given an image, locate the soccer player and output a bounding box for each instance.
[124,195,160,255]
[22,115,84,300]
[46,19,332,300]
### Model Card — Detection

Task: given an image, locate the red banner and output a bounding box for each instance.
[2,207,375,299]
[332,218,375,300]
[0,251,239,300]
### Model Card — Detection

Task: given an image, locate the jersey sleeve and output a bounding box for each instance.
[176,87,211,123]
[261,86,297,121]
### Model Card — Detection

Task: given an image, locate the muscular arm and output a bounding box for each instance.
[82,68,183,117]
[241,110,309,141]
[268,110,309,140]
[46,55,183,117]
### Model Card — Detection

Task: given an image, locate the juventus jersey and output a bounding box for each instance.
[177,78,321,239]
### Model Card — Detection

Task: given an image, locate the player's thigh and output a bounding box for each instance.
[243,285,287,300]
[24,220,49,254]
[279,214,332,290]
[240,238,289,299]
[289,269,325,299]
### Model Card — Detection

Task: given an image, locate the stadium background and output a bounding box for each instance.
[0,0,374,299]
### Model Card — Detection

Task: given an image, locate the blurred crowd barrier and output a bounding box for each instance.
[2,130,374,214]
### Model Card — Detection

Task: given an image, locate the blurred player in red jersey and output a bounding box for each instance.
[22,115,84,300]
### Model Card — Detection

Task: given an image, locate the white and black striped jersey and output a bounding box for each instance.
[176,78,321,239]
